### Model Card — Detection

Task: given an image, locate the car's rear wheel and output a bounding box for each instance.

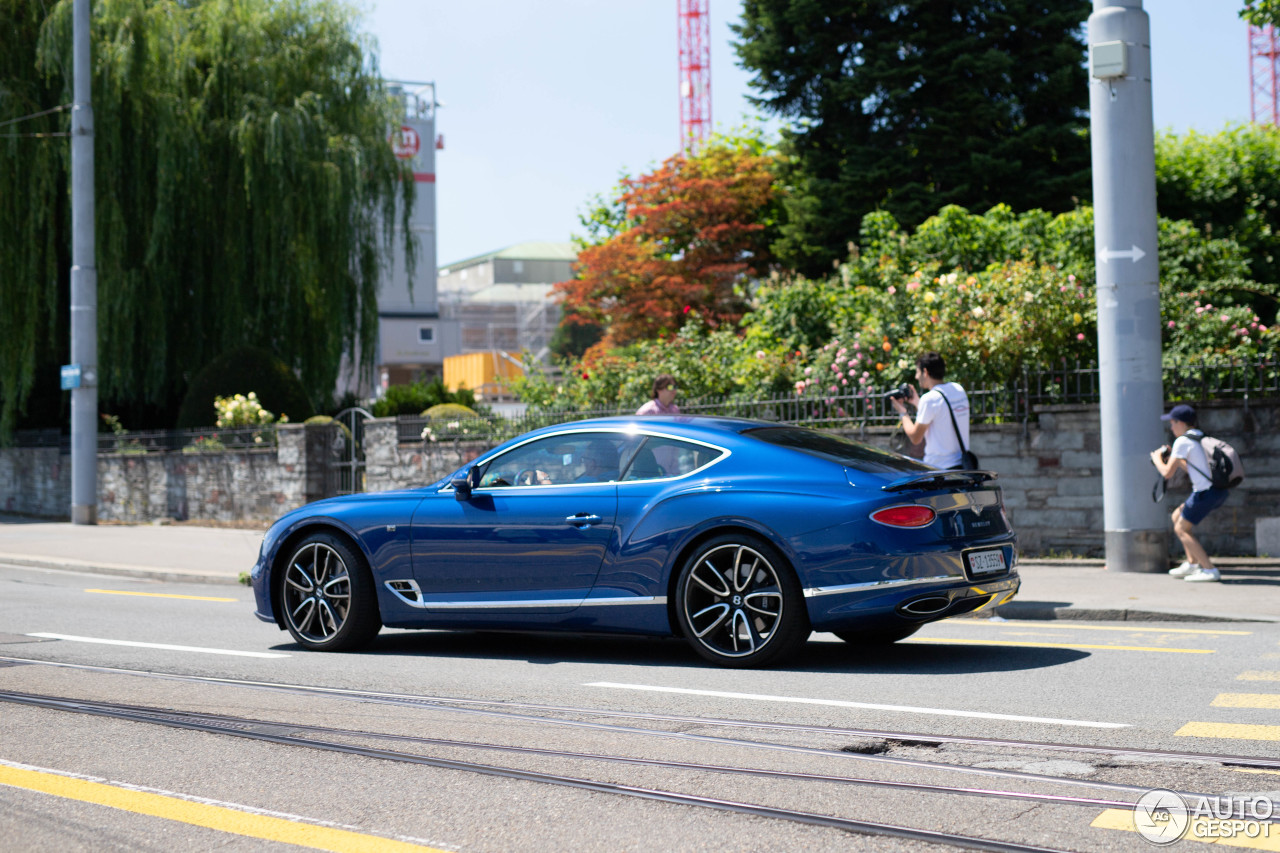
[833,624,921,645]
[281,532,381,651]
[675,534,810,667]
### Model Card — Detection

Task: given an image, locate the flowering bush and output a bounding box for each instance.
[511,313,796,412]
[183,434,226,454]
[1162,298,1276,362]
[530,203,1277,412]
[213,392,287,428]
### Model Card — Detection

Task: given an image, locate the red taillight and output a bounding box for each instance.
[871,505,936,528]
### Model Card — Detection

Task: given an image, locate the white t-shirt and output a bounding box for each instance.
[915,382,970,469]
[1171,431,1213,492]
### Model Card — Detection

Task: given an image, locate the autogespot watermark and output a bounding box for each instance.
[1134,789,1278,845]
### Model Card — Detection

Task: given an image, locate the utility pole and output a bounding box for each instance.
[70,0,98,524]
[1087,0,1167,571]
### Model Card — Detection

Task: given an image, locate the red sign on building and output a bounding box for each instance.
[389,125,421,160]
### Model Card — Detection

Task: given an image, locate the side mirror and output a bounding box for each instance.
[451,466,481,501]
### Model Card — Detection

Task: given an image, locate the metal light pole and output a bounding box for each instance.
[70,0,98,524]
[1087,0,1167,571]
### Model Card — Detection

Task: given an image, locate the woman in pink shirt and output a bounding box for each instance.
[636,374,680,415]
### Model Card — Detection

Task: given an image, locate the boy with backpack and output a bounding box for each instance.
[1149,404,1241,583]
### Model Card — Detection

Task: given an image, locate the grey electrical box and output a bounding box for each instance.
[1091,40,1129,78]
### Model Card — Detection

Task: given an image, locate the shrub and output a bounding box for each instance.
[176,347,313,429]
[422,403,479,420]
[214,392,285,428]
[370,378,476,417]
[304,414,352,443]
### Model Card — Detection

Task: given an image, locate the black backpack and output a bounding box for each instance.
[1185,431,1245,490]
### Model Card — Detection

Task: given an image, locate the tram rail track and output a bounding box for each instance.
[3,654,1278,773]
[0,688,1114,853]
[4,655,1280,850]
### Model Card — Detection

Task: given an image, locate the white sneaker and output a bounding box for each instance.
[1184,567,1221,583]
[1169,561,1199,578]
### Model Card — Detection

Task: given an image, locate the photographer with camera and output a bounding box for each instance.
[1149,404,1227,583]
[889,352,972,470]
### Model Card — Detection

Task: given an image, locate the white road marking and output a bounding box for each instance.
[587,682,1129,729]
[27,633,288,659]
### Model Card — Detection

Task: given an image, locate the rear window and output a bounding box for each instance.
[743,427,933,474]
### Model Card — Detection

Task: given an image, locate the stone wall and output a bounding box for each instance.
[0,447,69,518]
[362,418,487,491]
[3,404,1277,556]
[2,424,338,523]
[968,401,1279,558]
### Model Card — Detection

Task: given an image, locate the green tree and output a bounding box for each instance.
[1242,1,1280,27]
[733,0,1092,277]
[1155,125,1280,319]
[0,0,414,438]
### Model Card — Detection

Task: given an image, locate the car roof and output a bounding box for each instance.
[523,414,772,441]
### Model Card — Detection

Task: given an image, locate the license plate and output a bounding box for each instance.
[967,548,1006,576]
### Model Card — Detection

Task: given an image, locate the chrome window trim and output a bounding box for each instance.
[388,594,667,611]
[802,574,964,598]
[437,426,731,494]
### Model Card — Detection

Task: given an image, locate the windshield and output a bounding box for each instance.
[743,427,933,474]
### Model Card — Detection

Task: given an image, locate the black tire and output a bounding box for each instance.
[280,532,381,651]
[833,624,921,645]
[675,534,810,668]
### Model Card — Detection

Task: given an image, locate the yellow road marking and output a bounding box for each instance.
[85,589,237,603]
[1239,672,1280,682]
[1233,768,1280,776]
[0,764,448,852]
[1213,694,1280,710]
[909,637,1215,654]
[1092,808,1280,850]
[950,621,1251,636]
[1176,722,1280,742]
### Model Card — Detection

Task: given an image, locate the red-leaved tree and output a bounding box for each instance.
[554,135,781,347]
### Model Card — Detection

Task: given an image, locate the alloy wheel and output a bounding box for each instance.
[283,542,352,643]
[682,543,785,659]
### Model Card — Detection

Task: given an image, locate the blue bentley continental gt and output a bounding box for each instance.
[251,416,1019,667]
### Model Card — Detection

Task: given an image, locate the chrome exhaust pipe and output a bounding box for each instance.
[899,595,952,617]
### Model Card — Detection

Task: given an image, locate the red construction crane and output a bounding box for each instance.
[678,0,711,152]
[1250,24,1280,125]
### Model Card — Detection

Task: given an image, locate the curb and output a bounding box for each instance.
[0,555,244,587]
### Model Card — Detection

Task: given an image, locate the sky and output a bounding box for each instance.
[363,0,1253,269]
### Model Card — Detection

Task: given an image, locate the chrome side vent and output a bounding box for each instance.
[384,579,425,607]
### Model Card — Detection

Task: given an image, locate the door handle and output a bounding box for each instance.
[565,513,602,527]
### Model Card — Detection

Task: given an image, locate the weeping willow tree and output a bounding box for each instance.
[0,0,414,437]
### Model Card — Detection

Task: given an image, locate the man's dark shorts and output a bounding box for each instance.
[1181,487,1229,525]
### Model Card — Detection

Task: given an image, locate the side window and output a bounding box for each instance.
[478,433,625,487]
[620,437,723,481]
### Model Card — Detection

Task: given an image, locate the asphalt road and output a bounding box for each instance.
[2,561,1278,852]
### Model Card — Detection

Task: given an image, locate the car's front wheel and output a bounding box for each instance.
[280,532,381,651]
[675,534,810,667]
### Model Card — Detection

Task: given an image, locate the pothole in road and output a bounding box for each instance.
[841,737,943,755]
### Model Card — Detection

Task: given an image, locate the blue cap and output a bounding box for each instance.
[1161,403,1196,423]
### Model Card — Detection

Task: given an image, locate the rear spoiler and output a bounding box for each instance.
[881,470,996,492]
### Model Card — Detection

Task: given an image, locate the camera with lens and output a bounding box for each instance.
[884,383,912,400]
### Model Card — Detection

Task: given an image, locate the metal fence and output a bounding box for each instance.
[10,359,1278,451]
[8,425,286,454]
[399,359,1280,444]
